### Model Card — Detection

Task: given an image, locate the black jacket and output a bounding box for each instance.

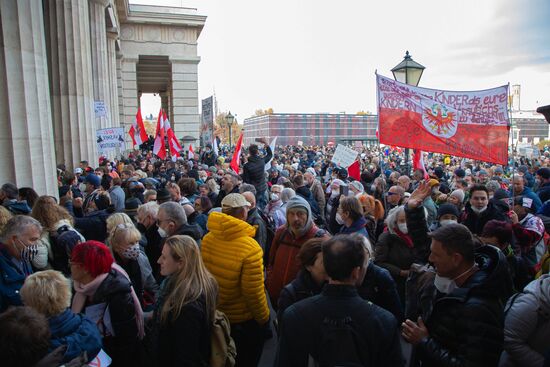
[460,202,507,236]
[73,209,112,242]
[242,146,272,194]
[415,245,514,367]
[153,282,211,367]
[200,151,218,167]
[538,182,550,203]
[295,186,321,220]
[139,223,163,281]
[87,270,139,367]
[173,222,203,242]
[277,270,324,324]
[247,207,267,250]
[357,262,403,321]
[275,284,404,367]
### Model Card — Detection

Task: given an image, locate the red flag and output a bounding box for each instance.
[413,149,429,180]
[162,110,181,160]
[153,109,166,159]
[230,132,244,173]
[188,144,195,160]
[377,74,509,165]
[129,108,148,147]
[347,160,361,181]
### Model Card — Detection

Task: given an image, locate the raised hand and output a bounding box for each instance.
[407,180,432,209]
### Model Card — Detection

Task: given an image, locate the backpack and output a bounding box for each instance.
[308,315,370,367]
[210,309,236,367]
[50,225,82,275]
[258,209,276,255]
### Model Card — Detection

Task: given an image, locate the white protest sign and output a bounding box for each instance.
[89,349,112,367]
[94,101,107,118]
[331,144,359,168]
[96,128,125,157]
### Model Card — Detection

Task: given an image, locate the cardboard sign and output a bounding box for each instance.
[331,144,358,168]
[96,128,125,156]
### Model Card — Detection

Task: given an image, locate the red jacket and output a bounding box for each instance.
[266,225,329,304]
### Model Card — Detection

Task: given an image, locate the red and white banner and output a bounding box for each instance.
[129,108,148,147]
[377,74,510,165]
[153,109,166,159]
[412,149,429,180]
[188,144,195,160]
[230,132,244,173]
[162,110,182,160]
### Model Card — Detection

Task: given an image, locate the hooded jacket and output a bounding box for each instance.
[201,212,269,325]
[266,196,329,304]
[48,309,102,363]
[499,275,550,367]
[511,186,542,212]
[416,245,514,367]
[2,199,31,214]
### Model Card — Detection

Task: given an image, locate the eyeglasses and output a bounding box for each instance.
[386,192,399,196]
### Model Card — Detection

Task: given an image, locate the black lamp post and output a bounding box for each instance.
[226,111,235,149]
[391,51,425,175]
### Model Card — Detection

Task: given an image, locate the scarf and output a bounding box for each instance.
[72,262,144,339]
[395,228,414,249]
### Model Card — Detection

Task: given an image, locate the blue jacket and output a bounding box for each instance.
[537,182,550,204]
[49,309,102,363]
[511,186,543,212]
[339,217,369,237]
[0,245,31,313]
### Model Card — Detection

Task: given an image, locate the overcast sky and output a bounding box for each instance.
[132,0,550,121]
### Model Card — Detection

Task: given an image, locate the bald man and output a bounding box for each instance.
[242,191,268,251]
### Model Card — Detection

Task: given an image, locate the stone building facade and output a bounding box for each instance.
[0,0,205,196]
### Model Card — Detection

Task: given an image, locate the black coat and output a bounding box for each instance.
[242,146,272,194]
[153,283,211,367]
[415,245,514,367]
[87,270,139,367]
[277,270,324,324]
[357,262,403,321]
[460,202,507,236]
[275,284,404,367]
[73,209,111,242]
[214,185,240,208]
[139,223,163,281]
[538,182,550,203]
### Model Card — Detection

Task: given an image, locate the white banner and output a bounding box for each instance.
[331,144,358,168]
[96,127,125,156]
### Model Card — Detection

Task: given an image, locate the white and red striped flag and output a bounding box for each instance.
[413,149,429,180]
[230,132,244,173]
[128,108,148,147]
[188,144,195,160]
[162,110,182,161]
[153,109,166,159]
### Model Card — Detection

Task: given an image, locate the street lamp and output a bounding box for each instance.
[226,111,235,148]
[392,51,425,175]
[391,51,425,87]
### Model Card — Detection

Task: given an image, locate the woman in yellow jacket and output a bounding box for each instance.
[201,193,270,367]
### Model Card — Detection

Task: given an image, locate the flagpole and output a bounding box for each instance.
[508,83,517,199]
[375,71,389,210]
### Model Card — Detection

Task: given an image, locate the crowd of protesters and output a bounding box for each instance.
[1,139,550,367]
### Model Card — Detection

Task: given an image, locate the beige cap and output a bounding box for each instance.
[221,193,251,209]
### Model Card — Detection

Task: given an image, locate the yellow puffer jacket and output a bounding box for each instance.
[201,212,270,325]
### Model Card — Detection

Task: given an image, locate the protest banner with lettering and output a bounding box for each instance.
[332,144,359,168]
[96,127,125,156]
[94,101,107,118]
[377,74,510,164]
[200,96,213,147]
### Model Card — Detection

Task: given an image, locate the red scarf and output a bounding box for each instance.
[395,228,414,248]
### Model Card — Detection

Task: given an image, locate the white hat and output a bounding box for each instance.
[74,168,83,174]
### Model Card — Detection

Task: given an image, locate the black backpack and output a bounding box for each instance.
[50,225,82,275]
[258,209,277,263]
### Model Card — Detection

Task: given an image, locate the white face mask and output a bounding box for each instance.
[471,206,487,214]
[335,213,345,225]
[440,219,457,227]
[330,189,340,198]
[434,265,476,294]
[397,222,408,234]
[270,193,279,202]
[157,227,168,238]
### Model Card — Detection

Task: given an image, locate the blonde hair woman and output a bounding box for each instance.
[31,196,84,271]
[109,223,158,309]
[106,212,134,237]
[152,235,218,366]
[20,270,102,364]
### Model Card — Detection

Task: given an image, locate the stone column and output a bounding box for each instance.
[107,32,119,126]
[170,59,200,139]
[89,0,111,129]
[121,57,139,146]
[116,51,125,128]
[44,0,97,168]
[0,0,58,196]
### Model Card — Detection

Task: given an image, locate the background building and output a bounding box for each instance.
[0,0,205,196]
[243,113,378,146]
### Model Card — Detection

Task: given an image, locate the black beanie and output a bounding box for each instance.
[437,203,460,219]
